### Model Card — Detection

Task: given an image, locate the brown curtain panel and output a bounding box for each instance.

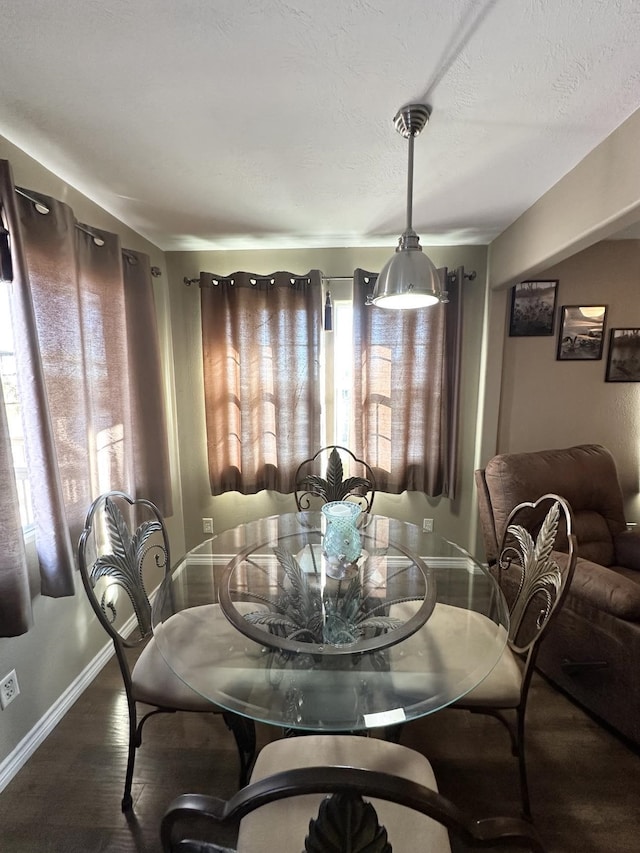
[122,251,173,515]
[0,159,172,630]
[200,270,322,495]
[2,163,76,601]
[352,267,462,498]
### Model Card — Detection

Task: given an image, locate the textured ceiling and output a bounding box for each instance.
[2,0,640,251]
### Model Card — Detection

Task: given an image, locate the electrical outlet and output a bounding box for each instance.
[0,669,20,710]
[422,518,434,533]
[202,517,214,534]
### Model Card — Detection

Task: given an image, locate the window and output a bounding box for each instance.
[0,281,33,527]
[199,268,461,499]
[322,280,354,447]
[332,299,353,447]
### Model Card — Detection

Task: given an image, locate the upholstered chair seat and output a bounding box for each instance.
[453,647,522,707]
[132,605,224,711]
[161,735,547,852]
[237,735,451,852]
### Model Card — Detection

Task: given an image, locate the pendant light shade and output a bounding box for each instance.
[370,103,447,309]
[373,229,442,308]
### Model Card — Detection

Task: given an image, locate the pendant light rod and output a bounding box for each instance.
[406,132,415,232]
[394,103,430,236]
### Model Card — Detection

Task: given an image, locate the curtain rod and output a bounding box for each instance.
[15,187,50,213]
[16,188,116,246]
[184,270,477,287]
[13,188,161,276]
[321,270,478,283]
[183,274,351,287]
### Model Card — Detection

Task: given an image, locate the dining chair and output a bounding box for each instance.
[160,735,547,852]
[452,493,577,819]
[294,445,376,513]
[77,490,256,812]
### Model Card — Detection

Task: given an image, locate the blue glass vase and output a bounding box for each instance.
[321,501,362,579]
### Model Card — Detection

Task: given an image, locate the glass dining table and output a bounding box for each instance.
[151,511,509,732]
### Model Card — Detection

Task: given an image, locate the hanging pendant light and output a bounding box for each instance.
[369,103,447,309]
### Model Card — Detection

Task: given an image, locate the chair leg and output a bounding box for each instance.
[122,698,138,812]
[223,712,256,787]
[123,704,171,812]
[468,706,531,820]
[469,707,518,755]
[516,707,531,821]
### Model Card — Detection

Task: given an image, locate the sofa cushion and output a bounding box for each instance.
[614,528,640,571]
[572,511,617,566]
[568,556,640,621]
[482,444,628,566]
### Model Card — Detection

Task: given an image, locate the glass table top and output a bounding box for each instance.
[152,512,509,732]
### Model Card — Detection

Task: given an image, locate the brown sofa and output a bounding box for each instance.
[475,443,640,746]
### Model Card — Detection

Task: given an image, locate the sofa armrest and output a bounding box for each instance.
[614,528,640,571]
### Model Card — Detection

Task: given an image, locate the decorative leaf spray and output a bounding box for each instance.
[244,545,406,646]
[89,498,164,636]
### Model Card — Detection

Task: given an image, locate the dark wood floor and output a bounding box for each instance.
[1,652,639,852]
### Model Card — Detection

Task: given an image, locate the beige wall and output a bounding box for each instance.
[489,106,640,289]
[165,245,489,555]
[475,106,640,542]
[494,239,640,520]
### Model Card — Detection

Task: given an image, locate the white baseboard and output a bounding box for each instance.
[0,640,114,793]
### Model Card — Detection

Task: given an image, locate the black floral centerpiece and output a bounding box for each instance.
[243,545,405,648]
[219,523,437,657]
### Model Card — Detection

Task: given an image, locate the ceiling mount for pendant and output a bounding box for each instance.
[393,103,431,139]
[369,102,447,310]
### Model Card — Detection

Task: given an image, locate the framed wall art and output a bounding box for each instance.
[509,279,558,337]
[556,305,607,361]
[605,328,640,382]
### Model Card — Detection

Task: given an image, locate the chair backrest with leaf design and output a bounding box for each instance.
[294,445,376,513]
[78,490,169,673]
[497,493,577,688]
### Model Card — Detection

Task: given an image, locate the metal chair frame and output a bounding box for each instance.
[161,765,547,852]
[455,493,578,819]
[294,445,376,513]
[78,490,255,812]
